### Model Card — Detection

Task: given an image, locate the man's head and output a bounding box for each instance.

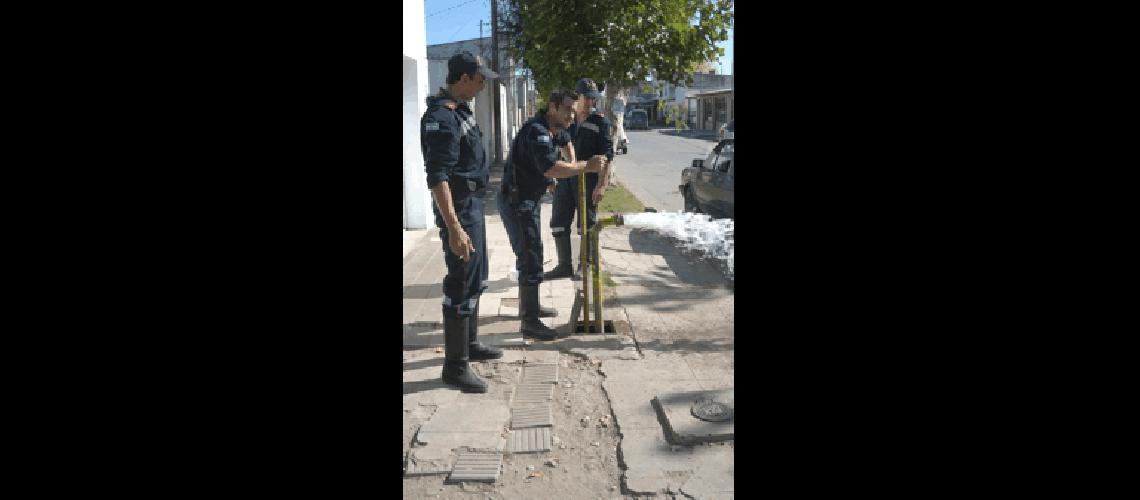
[545,89,579,131]
[574,78,603,114]
[445,51,497,101]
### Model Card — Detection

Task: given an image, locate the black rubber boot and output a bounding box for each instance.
[468,300,502,361]
[517,286,557,318]
[441,314,488,393]
[519,284,559,341]
[542,235,574,280]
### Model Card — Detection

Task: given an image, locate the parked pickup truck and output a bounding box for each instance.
[679,139,734,219]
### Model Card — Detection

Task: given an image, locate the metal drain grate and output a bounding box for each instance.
[511,403,553,428]
[507,427,553,453]
[511,383,554,406]
[448,452,502,482]
[522,363,559,384]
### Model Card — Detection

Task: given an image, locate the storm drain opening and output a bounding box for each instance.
[573,320,616,334]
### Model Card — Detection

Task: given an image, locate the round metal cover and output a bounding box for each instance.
[691,400,733,422]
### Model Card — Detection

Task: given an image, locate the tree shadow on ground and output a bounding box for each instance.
[597,230,731,313]
[403,356,443,372]
[402,357,450,395]
[403,314,520,330]
[626,229,731,288]
[403,283,442,300]
[403,379,450,395]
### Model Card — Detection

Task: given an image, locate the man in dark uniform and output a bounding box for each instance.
[498,90,606,340]
[420,51,500,393]
[543,78,614,280]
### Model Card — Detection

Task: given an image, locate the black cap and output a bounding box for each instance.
[575,78,602,98]
[449,51,498,80]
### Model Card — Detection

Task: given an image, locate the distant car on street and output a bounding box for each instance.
[627,109,649,130]
[717,120,734,141]
[679,139,734,219]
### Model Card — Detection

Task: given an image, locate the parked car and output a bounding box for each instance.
[627,109,649,130]
[679,139,734,219]
[717,120,734,141]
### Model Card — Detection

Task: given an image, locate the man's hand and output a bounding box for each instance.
[586,155,606,172]
[592,186,606,205]
[447,223,473,262]
[562,143,576,164]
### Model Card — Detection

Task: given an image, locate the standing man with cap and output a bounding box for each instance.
[544,78,614,280]
[499,90,606,340]
[421,51,500,393]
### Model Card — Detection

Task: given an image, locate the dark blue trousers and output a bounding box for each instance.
[549,175,598,237]
[497,193,544,286]
[438,197,488,319]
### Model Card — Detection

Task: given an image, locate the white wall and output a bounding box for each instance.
[402,0,431,229]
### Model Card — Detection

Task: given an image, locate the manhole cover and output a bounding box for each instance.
[691,400,733,422]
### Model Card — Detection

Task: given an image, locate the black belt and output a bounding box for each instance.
[451,177,487,199]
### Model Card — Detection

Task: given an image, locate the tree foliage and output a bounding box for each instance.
[499,0,733,97]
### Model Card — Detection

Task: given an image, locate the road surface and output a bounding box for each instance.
[610,127,717,213]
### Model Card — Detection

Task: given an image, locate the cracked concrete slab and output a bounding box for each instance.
[406,398,510,476]
[418,399,510,435]
[678,450,735,499]
[620,429,734,496]
[601,355,734,496]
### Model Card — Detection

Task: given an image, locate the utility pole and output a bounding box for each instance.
[490,0,503,164]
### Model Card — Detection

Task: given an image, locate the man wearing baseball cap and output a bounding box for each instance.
[419,51,498,393]
[544,77,614,280]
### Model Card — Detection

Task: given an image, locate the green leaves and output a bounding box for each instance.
[505,0,732,96]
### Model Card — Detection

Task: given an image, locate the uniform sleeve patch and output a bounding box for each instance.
[537,134,550,144]
[425,122,440,131]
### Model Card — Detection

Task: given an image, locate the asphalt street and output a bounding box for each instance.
[611,127,717,213]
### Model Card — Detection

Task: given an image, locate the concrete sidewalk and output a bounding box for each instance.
[403,163,734,498]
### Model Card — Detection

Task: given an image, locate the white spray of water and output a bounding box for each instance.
[621,212,734,280]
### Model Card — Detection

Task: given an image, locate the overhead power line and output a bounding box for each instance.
[427,0,480,18]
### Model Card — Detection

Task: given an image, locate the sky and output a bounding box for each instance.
[423,0,733,75]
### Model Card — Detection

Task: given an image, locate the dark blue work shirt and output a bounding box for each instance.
[504,110,563,201]
[567,110,613,184]
[421,89,489,193]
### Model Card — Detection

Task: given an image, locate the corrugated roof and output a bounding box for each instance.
[690,88,734,97]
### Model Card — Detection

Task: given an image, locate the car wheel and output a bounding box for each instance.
[683,186,700,213]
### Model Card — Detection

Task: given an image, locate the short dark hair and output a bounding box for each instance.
[546,90,579,110]
[446,69,479,84]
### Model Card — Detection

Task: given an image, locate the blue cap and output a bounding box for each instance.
[575,78,602,98]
